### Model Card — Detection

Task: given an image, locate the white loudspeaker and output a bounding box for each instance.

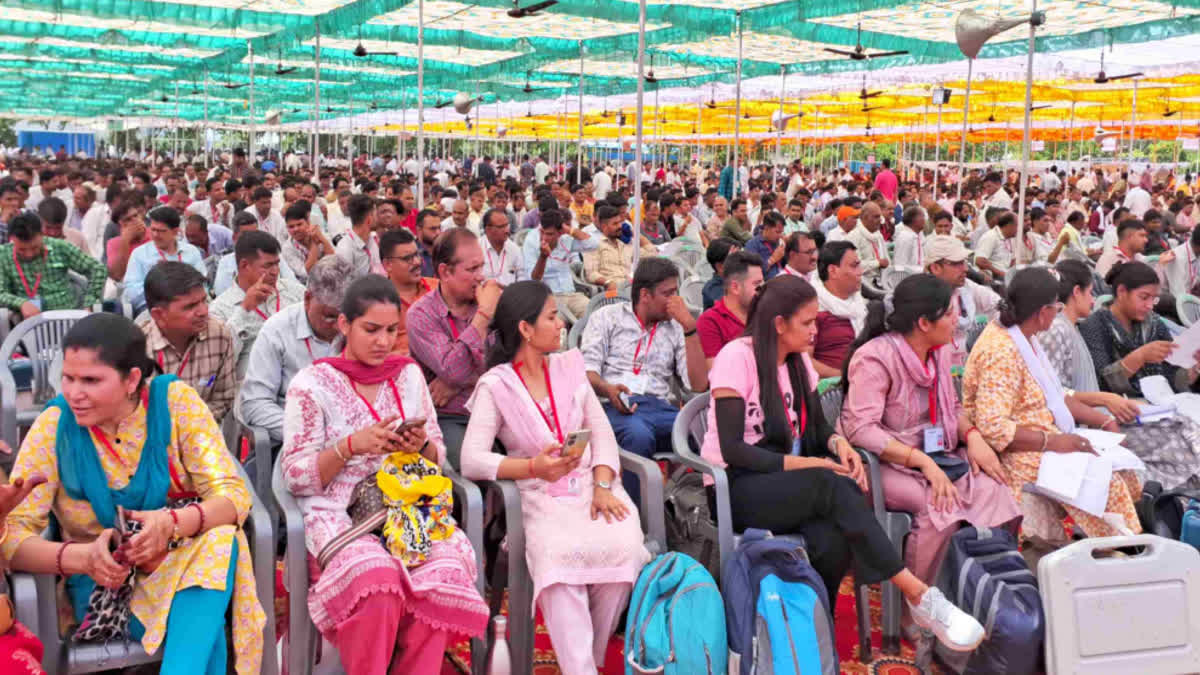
[955,9,1045,59]
[452,92,483,115]
[771,110,804,131]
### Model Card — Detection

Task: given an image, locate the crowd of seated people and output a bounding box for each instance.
[0,151,1196,673]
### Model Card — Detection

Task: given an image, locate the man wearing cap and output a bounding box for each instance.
[925,235,1000,368]
[825,203,859,243]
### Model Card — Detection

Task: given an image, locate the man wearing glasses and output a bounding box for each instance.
[380,228,439,356]
[480,208,523,286]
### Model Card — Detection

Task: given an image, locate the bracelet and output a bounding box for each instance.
[167,508,181,541]
[903,445,915,468]
[683,328,697,337]
[1101,415,1117,428]
[189,503,205,537]
[0,522,8,548]
[476,309,493,322]
[56,542,69,577]
[1039,430,1049,452]
[527,457,536,479]
[333,441,350,463]
[827,434,843,452]
[345,435,354,458]
[964,426,981,441]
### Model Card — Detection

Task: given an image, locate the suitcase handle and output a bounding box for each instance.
[1059,534,1162,559]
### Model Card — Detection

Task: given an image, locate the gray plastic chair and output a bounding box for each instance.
[0,310,91,460]
[221,414,277,526]
[669,392,876,661]
[1178,293,1200,327]
[273,450,487,675]
[11,460,277,675]
[473,449,665,675]
[680,277,706,314]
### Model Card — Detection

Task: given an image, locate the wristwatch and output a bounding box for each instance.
[595,479,612,490]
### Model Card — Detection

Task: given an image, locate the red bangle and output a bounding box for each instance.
[965,426,981,440]
[56,542,69,577]
[345,435,354,457]
[189,503,205,536]
[168,508,180,539]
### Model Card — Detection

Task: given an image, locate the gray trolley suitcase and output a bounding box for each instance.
[1037,535,1200,674]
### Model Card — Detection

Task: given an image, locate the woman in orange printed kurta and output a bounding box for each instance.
[963,268,1141,544]
[2,314,265,675]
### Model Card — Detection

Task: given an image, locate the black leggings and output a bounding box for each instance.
[726,467,905,598]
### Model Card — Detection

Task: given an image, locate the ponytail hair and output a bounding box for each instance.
[998,267,1059,327]
[486,280,552,369]
[1054,259,1092,302]
[1105,260,1158,295]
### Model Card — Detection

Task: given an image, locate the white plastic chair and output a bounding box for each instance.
[1178,294,1200,327]
[680,277,706,314]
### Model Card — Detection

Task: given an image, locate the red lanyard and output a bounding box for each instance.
[303,337,313,360]
[922,350,940,425]
[779,378,807,436]
[12,247,43,299]
[448,313,462,341]
[512,361,564,444]
[632,319,658,375]
[252,293,281,321]
[915,233,923,266]
[869,239,882,262]
[156,246,181,262]
[156,345,193,376]
[349,378,406,422]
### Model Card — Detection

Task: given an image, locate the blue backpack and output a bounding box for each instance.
[934,525,1043,675]
[625,552,727,675]
[1183,500,1200,551]
[722,529,838,675]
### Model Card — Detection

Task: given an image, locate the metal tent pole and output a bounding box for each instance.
[416,0,426,209]
[203,73,210,168]
[733,12,743,200]
[1066,100,1074,176]
[632,0,647,272]
[248,41,256,162]
[956,58,973,200]
[934,99,943,201]
[1129,78,1139,167]
[774,65,785,193]
[577,41,585,185]
[1015,0,1036,264]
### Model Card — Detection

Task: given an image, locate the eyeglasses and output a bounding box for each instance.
[384,252,421,263]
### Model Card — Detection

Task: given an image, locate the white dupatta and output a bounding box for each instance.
[1007,324,1076,433]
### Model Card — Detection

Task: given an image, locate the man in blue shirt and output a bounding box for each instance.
[701,237,739,310]
[522,207,598,317]
[123,206,207,313]
[743,211,787,279]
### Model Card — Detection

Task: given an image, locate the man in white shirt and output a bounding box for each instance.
[442,199,471,231]
[534,156,550,184]
[466,185,487,233]
[825,204,859,243]
[480,208,523,285]
[325,189,352,237]
[334,193,382,277]
[1124,183,1152,219]
[892,206,926,274]
[1096,219,1151,279]
[974,211,1018,280]
[1042,166,1062,193]
[981,171,1013,211]
[846,201,890,288]
[248,186,287,241]
[593,168,612,201]
[1164,226,1200,298]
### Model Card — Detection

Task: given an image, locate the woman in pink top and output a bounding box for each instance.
[699,275,985,652]
[461,280,650,675]
[838,275,1020,584]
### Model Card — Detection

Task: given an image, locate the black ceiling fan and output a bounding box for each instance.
[275,49,296,75]
[824,21,909,61]
[352,26,398,57]
[1164,98,1179,117]
[644,54,658,84]
[1028,103,1051,111]
[1093,50,1142,83]
[507,0,558,18]
[857,74,883,101]
[861,105,882,113]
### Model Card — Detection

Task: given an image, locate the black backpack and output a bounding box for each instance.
[664,466,720,580]
[1136,480,1200,539]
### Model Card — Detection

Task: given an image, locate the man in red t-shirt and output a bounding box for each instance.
[695,250,764,368]
[812,240,866,378]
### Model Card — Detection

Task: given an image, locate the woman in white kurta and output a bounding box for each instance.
[461,280,650,675]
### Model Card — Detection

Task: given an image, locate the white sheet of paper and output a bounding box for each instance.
[1096,445,1146,472]
[1071,456,1116,516]
[1035,452,1090,503]
[1140,375,1177,406]
[1074,428,1126,450]
[1167,320,1200,368]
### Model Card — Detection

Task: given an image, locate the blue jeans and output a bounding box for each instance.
[603,395,678,504]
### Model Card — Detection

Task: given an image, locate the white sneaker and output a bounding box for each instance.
[907,587,985,652]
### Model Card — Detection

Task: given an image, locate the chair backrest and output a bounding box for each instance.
[818,383,844,424]
[882,267,913,292]
[1,310,89,405]
[516,228,532,247]
[568,293,631,350]
[1179,294,1200,327]
[680,278,706,312]
[1094,294,1113,311]
[965,315,989,353]
[675,246,704,274]
[65,270,88,307]
[671,392,710,460]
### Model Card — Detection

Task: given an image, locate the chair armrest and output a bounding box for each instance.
[234,460,278,675]
[272,458,310,675]
[475,478,524,563]
[671,449,735,571]
[241,422,274,519]
[854,447,887,521]
[558,305,577,327]
[619,450,665,554]
[0,344,19,458]
[445,466,485,595]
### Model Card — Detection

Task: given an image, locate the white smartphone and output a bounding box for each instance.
[563,429,590,458]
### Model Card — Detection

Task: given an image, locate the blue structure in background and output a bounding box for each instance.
[17,130,95,157]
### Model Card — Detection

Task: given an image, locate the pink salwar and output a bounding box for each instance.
[330,579,450,675]
[539,582,632,675]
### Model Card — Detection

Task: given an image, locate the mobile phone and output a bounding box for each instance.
[563,429,590,458]
[110,506,129,553]
[390,417,427,433]
[618,392,633,409]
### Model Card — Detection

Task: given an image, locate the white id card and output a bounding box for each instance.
[627,371,650,396]
[923,427,946,454]
[547,469,584,499]
[29,297,42,310]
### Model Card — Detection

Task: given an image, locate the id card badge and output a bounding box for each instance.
[547,469,584,499]
[628,372,649,396]
[29,296,42,311]
[923,427,946,454]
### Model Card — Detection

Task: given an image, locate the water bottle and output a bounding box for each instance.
[486,615,511,675]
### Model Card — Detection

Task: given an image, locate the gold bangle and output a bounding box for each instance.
[903,445,915,468]
[0,522,8,548]
[332,442,349,463]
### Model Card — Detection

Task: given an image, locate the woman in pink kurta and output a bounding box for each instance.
[281,276,488,674]
[839,274,1021,583]
[461,281,651,675]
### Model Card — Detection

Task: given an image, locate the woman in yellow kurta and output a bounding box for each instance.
[2,313,265,675]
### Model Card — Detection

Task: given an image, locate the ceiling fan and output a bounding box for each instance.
[861,105,883,113]
[352,27,399,57]
[645,55,658,84]
[274,48,297,75]
[1028,103,1051,111]
[823,21,909,61]
[1164,99,1179,117]
[857,74,884,100]
[1093,50,1142,83]
[507,0,558,18]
